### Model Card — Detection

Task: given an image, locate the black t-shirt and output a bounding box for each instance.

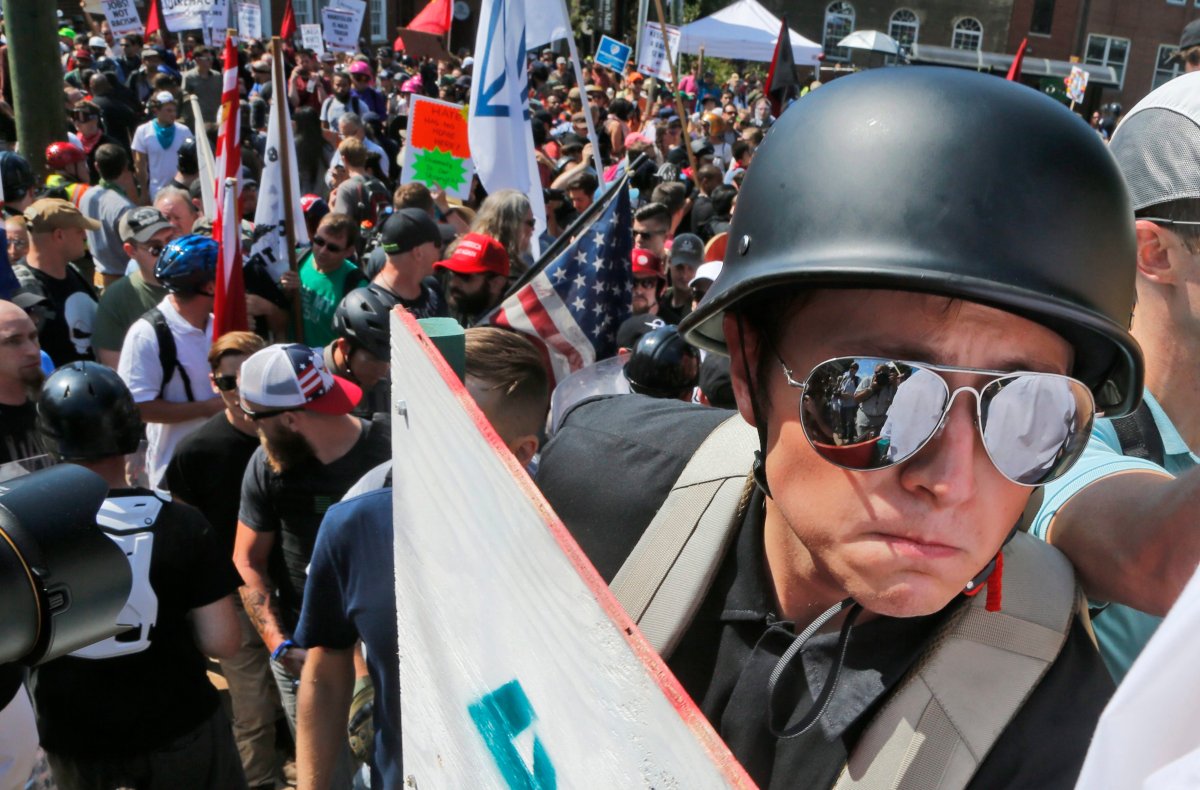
[0,400,42,466]
[367,279,448,321]
[166,412,260,559]
[537,395,1114,789]
[15,263,98,365]
[29,489,240,758]
[238,416,392,624]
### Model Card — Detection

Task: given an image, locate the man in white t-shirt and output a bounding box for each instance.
[131,91,192,202]
[118,234,222,490]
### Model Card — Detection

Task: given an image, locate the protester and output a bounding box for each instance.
[282,212,365,348]
[434,232,510,326]
[0,299,44,468]
[366,207,446,318]
[132,91,192,202]
[326,287,392,418]
[77,143,136,287]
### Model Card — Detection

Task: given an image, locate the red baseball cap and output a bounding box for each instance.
[434,233,510,277]
[631,247,665,280]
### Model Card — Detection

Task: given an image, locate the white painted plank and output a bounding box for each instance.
[391,308,754,788]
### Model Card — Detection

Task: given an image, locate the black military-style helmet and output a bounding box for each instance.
[333,287,391,361]
[176,138,198,176]
[680,66,1143,417]
[623,324,699,400]
[37,362,143,462]
[0,151,34,202]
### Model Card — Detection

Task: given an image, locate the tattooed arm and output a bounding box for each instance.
[233,522,294,658]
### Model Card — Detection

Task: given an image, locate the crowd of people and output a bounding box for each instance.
[0,7,1197,790]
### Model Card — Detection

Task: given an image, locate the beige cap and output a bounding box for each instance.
[24,198,100,233]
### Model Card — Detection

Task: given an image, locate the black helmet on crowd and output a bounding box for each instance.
[155,234,218,295]
[680,66,1143,417]
[177,138,198,176]
[623,324,699,400]
[332,287,391,360]
[37,362,143,462]
[0,151,34,202]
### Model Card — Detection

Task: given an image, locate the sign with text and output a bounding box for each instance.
[332,0,366,42]
[1065,66,1089,104]
[388,310,755,788]
[401,95,474,200]
[161,0,210,31]
[636,23,680,82]
[321,7,358,52]
[101,0,143,37]
[202,0,228,48]
[595,35,631,74]
[236,2,261,40]
[300,23,325,55]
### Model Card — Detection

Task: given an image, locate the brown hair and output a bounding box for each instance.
[318,212,358,245]
[393,182,434,213]
[338,137,367,168]
[464,327,549,438]
[208,331,265,370]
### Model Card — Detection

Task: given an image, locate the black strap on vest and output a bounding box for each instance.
[143,307,195,402]
[1111,400,1165,467]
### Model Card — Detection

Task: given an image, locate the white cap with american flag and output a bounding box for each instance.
[239,343,362,416]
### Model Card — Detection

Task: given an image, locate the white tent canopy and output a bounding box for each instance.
[677,0,822,64]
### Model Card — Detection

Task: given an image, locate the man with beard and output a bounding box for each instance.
[232,343,390,747]
[319,71,365,133]
[0,300,47,472]
[434,232,510,326]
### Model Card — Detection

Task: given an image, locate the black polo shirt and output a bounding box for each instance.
[538,394,1114,789]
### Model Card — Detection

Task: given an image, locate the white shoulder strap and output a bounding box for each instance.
[610,415,758,659]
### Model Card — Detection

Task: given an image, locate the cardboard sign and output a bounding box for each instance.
[236,2,261,40]
[300,23,325,55]
[321,6,358,52]
[401,95,475,200]
[161,0,210,31]
[202,0,228,48]
[101,0,143,37]
[388,309,755,788]
[1065,66,1089,104]
[332,0,366,43]
[394,28,453,62]
[595,35,632,74]
[636,23,681,82]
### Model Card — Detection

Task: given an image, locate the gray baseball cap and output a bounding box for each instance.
[669,233,704,266]
[1109,70,1200,210]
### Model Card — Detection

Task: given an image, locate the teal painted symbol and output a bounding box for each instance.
[469,680,556,789]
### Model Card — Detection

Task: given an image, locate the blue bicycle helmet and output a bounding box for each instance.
[155,234,218,295]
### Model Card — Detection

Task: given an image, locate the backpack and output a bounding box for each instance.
[1112,400,1165,466]
[611,415,1081,790]
[343,174,391,229]
[141,307,195,401]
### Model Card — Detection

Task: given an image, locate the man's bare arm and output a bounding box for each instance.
[233,522,290,651]
[296,645,355,790]
[1046,467,1200,615]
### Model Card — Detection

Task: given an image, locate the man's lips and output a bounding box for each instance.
[871,533,962,560]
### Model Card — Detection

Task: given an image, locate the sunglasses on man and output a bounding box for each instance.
[313,235,347,254]
[777,354,1095,486]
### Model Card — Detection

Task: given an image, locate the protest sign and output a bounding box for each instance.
[1065,66,1089,105]
[202,0,228,47]
[101,0,143,37]
[636,23,681,82]
[300,23,325,55]
[331,0,366,44]
[388,309,755,788]
[321,7,358,53]
[236,2,261,40]
[161,0,209,32]
[595,35,631,74]
[401,95,474,200]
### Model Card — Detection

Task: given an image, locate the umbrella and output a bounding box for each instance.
[837,30,902,56]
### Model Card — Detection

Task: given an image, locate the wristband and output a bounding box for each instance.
[270,639,295,663]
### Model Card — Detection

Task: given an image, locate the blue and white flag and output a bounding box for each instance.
[468,0,547,252]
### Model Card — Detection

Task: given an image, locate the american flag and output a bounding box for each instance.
[212,33,247,340]
[490,181,634,382]
[290,351,327,400]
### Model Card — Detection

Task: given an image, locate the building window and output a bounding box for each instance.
[294,0,314,25]
[951,17,983,51]
[1030,0,1055,35]
[1086,34,1131,87]
[369,0,385,41]
[1167,0,1185,5]
[889,9,919,49]
[823,2,856,63]
[1153,43,1184,88]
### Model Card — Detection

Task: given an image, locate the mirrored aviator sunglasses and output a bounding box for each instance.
[778,355,1096,486]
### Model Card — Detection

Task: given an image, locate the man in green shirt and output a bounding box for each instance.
[290,213,364,348]
[92,207,176,369]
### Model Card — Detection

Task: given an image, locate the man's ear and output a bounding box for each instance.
[723,311,760,428]
[1135,219,1180,286]
[509,434,539,468]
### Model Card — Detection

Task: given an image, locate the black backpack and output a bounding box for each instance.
[1112,401,1165,466]
[142,307,195,401]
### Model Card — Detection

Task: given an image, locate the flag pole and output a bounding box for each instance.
[565,32,607,180]
[271,35,304,344]
[650,0,699,177]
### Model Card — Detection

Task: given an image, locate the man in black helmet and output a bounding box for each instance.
[539,67,1136,788]
[326,286,391,418]
[30,361,246,790]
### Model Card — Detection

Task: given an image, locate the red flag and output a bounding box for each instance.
[409,0,452,36]
[766,16,800,118]
[144,0,161,40]
[1007,38,1029,82]
[280,0,297,41]
[213,34,247,338]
